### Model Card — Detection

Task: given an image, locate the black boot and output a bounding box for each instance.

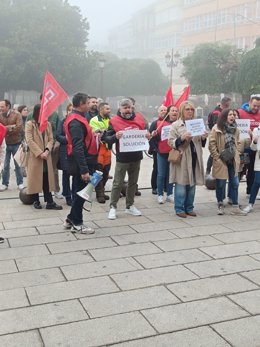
[95,182,106,203]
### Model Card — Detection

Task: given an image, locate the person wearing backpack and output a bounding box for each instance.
[206,97,231,175]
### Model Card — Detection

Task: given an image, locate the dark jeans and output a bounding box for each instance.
[31,172,53,203]
[151,151,157,190]
[67,164,95,226]
[249,171,260,204]
[246,149,256,194]
[206,155,213,174]
[2,143,23,186]
[216,164,239,205]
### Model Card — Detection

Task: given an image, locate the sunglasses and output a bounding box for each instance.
[185,108,195,111]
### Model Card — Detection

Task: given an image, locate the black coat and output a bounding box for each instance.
[56,118,68,171]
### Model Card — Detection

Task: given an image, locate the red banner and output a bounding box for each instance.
[175,85,191,108]
[39,71,68,132]
[162,86,174,107]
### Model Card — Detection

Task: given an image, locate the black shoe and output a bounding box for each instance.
[0,237,4,243]
[104,194,110,200]
[152,189,157,195]
[33,201,42,209]
[46,202,63,210]
[97,196,106,203]
[135,190,141,196]
[66,198,72,206]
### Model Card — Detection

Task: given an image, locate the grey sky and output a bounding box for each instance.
[68,0,155,48]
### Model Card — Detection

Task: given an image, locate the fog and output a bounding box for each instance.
[68,0,155,49]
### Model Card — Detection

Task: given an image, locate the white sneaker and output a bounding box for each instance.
[125,205,142,216]
[256,196,260,200]
[166,194,174,203]
[0,184,8,192]
[158,195,164,204]
[63,219,73,230]
[217,204,224,215]
[230,205,247,216]
[108,207,117,220]
[18,184,24,190]
[243,204,253,213]
[70,224,95,234]
[54,192,64,199]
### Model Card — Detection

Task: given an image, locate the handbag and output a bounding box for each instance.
[168,148,182,164]
[14,142,29,167]
[220,147,235,163]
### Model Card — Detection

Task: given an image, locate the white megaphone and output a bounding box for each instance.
[77,171,103,206]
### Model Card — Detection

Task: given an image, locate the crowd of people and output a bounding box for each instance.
[0,93,260,238]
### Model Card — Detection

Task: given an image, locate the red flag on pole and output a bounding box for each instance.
[174,85,191,108]
[162,86,174,107]
[39,71,68,132]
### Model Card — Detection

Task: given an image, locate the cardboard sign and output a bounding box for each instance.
[119,129,149,152]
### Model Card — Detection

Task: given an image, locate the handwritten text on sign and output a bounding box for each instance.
[161,125,172,141]
[236,119,250,140]
[119,129,149,152]
[185,118,206,137]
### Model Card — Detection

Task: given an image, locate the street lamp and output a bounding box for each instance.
[165,49,181,86]
[98,56,105,100]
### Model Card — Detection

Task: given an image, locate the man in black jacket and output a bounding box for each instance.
[63,93,97,234]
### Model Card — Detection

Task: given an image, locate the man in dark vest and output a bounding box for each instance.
[102,98,150,220]
[64,92,97,234]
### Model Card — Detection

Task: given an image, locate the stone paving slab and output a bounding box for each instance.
[80,286,179,318]
[229,289,260,314]
[0,331,43,347]
[0,268,65,291]
[47,237,117,254]
[135,249,211,269]
[110,326,230,347]
[0,300,88,335]
[242,269,260,285]
[185,256,260,278]
[200,241,260,259]
[111,230,177,245]
[0,227,38,238]
[171,224,233,237]
[40,312,156,347]
[0,259,17,275]
[62,258,142,281]
[142,297,249,333]
[16,251,93,272]
[154,235,223,252]
[131,220,187,233]
[8,232,76,247]
[212,315,260,347]
[213,229,260,244]
[167,274,258,302]
[94,216,151,228]
[223,220,260,232]
[0,245,49,261]
[75,225,138,239]
[0,288,29,311]
[89,242,163,261]
[3,217,62,229]
[26,276,119,305]
[111,265,197,290]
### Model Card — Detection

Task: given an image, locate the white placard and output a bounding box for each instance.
[119,129,149,152]
[185,118,206,137]
[161,125,171,141]
[236,119,250,140]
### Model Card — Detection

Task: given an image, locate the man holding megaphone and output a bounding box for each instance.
[63,93,98,234]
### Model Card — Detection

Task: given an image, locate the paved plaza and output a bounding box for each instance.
[0,154,260,346]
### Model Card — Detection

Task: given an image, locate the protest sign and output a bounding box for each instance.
[236,119,250,140]
[161,125,171,141]
[119,129,149,152]
[185,118,206,137]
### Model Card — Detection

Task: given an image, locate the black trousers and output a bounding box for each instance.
[31,171,53,203]
[151,151,157,190]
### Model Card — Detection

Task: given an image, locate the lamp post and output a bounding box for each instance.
[165,49,180,86]
[98,57,105,100]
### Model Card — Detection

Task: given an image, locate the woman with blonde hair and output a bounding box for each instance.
[168,101,207,217]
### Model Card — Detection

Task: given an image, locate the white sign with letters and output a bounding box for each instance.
[119,129,149,152]
[185,118,206,137]
[161,125,171,141]
[236,119,250,140]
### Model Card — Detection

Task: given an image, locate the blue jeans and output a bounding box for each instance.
[174,183,196,214]
[249,171,260,204]
[2,143,23,186]
[216,164,239,205]
[157,153,173,196]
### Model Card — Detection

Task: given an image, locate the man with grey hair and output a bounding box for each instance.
[102,98,150,219]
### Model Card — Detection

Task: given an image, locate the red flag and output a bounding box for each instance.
[174,85,191,108]
[162,86,174,107]
[39,71,68,132]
